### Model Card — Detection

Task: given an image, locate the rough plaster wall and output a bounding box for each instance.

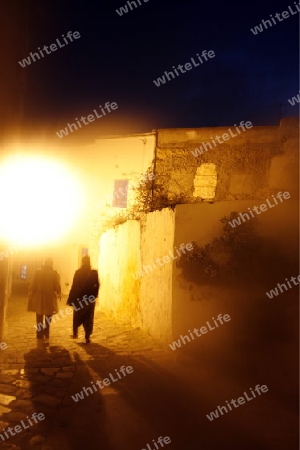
[155,119,298,203]
[67,133,156,272]
[174,127,299,328]
[172,197,298,370]
[170,123,298,360]
[269,138,299,194]
[98,220,141,325]
[139,209,175,343]
[98,209,175,344]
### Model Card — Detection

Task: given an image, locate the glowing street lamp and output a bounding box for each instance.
[0,155,84,246]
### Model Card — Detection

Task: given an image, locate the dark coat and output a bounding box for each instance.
[28,266,61,315]
[67,267,100,306]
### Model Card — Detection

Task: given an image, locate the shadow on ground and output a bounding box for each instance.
[0,343,111,450]
[73,342,284,450]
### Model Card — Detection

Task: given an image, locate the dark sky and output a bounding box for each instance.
[19,0,299,135]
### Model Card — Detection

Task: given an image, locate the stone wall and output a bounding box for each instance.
[171,123,298,387]
[97,118,298,350]
[155,118,298,204]
[98,209,175,343]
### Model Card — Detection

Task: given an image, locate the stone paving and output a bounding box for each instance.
[0,295,298,450]
[0,295,166,450]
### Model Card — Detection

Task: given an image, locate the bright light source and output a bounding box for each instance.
[0,155,84,246]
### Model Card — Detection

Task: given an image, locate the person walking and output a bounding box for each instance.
[28,257,61,340]
[67,255,100,343]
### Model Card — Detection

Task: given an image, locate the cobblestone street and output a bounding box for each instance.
[0,295,298,450]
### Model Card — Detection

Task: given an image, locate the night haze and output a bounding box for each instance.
[0,0,299,138]
[0,1,299,450]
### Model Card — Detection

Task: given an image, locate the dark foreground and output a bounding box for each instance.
[0,295,298,450]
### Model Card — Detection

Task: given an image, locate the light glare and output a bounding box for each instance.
[0,155,83,245]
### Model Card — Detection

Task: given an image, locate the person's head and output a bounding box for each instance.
[43,257,53,269]
[81,255,91,269]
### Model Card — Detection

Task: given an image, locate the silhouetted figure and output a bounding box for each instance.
[67,255,100,343]
[28,257,61,339]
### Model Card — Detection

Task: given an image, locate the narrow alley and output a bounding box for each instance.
[0,295,297,450]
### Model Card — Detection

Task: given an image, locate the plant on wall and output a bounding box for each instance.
[132,167,187,213]
[179,213,263,284]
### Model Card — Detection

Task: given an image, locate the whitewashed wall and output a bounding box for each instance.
[98,208,175,344]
